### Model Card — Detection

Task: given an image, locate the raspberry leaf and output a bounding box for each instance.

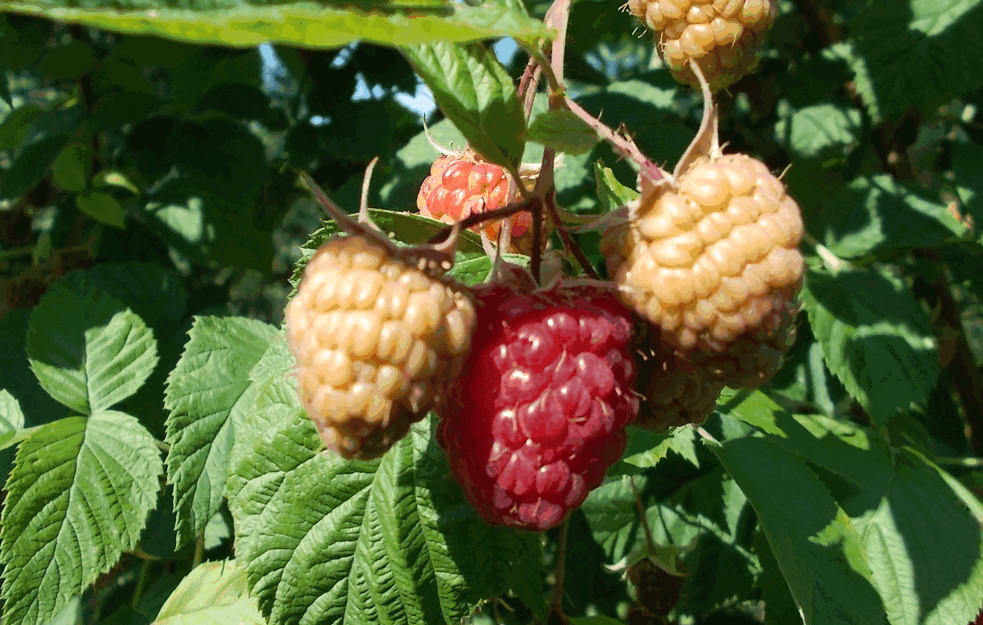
[713,435,890,625]
[154,561,265,625]
[803,174,971,259]
[164,316,277,546]
[228,411,541,625]
[402,42,526,169]
[527,110,599,156]
[720,398,983,625]
[801,266,939,424]
[838,0,983,123]
[776,103,862,159]
[0,411,163,625]
[0,1,549,49]
[26,276,159,415]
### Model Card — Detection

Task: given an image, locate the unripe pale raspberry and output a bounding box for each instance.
[634,347,723,432]
[626,0,778,90]
[603,153,803,388]
[418,152,533,243]
[286,234,476,459]
[437,282,639,530]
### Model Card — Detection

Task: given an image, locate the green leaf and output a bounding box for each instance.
[0,411,163,625]
[76,191,125,227]
[619,425,699,471]
[527,109,599,156]
[851,449,983,625]
[290,209,484,289]
[446,253,529,287]
[52,141,89,192]
[713,436,889,625]
[776,103,862,159]
[27,277,159,415]
[402,42,526,168]
[801,266,938,424]
[0,104,41,151]
[228,414,540,625]
[164,316,277,546]
[809,174,970,259]
[840,1,983,122]
[154,560,265,625]
[0,2,549,50]
[950,141,983,232]
[0,134,70,200]
[0,389,27,450]
[594,162,639,213]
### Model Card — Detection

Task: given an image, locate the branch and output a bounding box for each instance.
[427,199,534,245]
[564,97,666,183]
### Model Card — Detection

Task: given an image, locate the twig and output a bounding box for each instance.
[530,195,544,283]
[563,97,666,183]
[548,518,570,618]
[427,199,534,244]
[544,192,599,279]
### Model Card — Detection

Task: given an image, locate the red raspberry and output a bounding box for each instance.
[417,151,533,244]
[437,282,639,530]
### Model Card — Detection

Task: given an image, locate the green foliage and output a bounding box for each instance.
[1,1,982,625]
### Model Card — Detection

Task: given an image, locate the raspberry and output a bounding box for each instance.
[603,153,803,388]
[286,234,476,459]
[626,0,777,90]
[418,151,532,244]
[634,346,723,432]
[437,281,639,530]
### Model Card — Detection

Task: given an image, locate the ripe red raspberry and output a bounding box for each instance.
[602,153,803,388]
[437,281,639,530]
[417,150,533,245]
[286,234,476,459]
[635,346,723,432]
[626,0,777,90]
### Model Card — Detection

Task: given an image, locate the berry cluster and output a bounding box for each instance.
[286,0,797,530]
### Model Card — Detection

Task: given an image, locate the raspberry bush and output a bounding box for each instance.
[1,1,982,625]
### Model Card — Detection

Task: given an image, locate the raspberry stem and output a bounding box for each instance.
[427,199,534,245]
[548,518,570,619]
[563,97,666,183]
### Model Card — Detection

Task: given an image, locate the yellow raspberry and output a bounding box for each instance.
[634,347,724,432]
[626,0,778,90]
[285,234,476,459]
[603,153,803,388]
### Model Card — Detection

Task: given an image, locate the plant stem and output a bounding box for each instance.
[563,97,666,183]
[192,534,205,569]
[130,560,150,609]
[427,199,533,245]
[935,456,983,469]
[548,518,570,619]
[544,192,599,279]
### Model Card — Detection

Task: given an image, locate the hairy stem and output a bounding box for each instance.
[427,199,534,245]
[564,97,666,183]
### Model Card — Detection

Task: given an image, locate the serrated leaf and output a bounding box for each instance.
[594,162,639,213]
[52,141,88,192]
[809,174,970,259]
[0,389,27,450]
[801,267,938,424]
[0,411,163,625]
[164,316,277,546]
[446,253,529,287]
[619,425,699,471]
[713,436,889,625]
[776,103,861,159]
[154,561,265,625]
[0,2,549,50]
[75,190,125,227]
[527,109,599,155]
[228,413,540,625]
[841,1,983,122]
[402,42,526,168]
[27,277,159,415]
[289,209,485,290]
